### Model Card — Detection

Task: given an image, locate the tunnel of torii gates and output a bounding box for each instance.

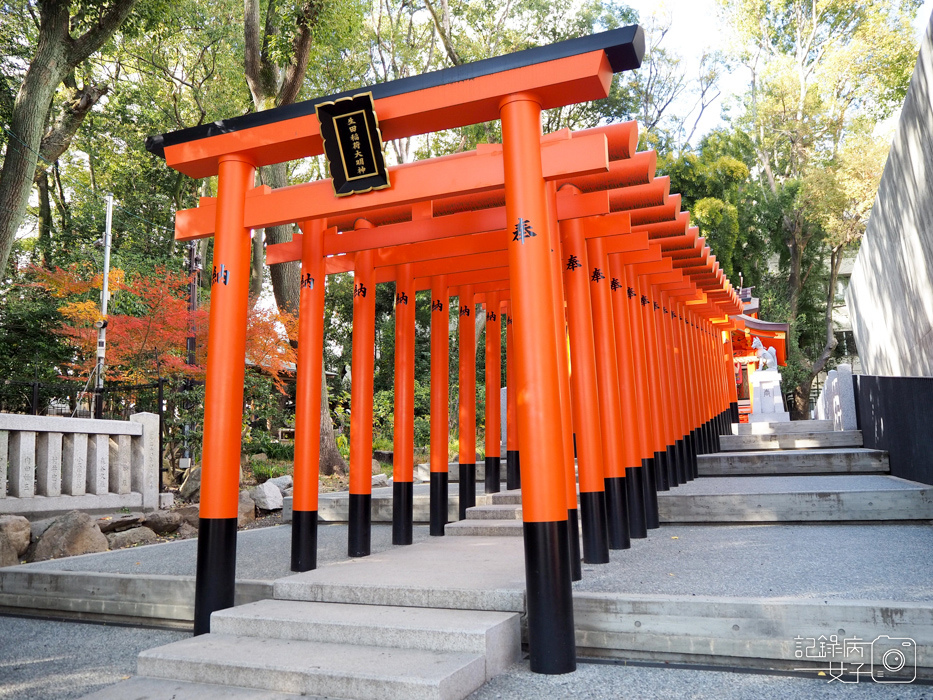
[148,25,743,674]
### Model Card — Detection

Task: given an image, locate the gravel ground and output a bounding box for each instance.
[0,616,187,700]
[468,659,932,699]
[573,522,933,601]
[1,616,928,700]
[21,522,432,580]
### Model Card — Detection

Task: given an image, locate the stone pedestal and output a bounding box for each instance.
[749,369,790,423]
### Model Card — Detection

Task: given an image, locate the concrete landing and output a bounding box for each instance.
[720,430,863,451]
[698,448,889,476]
[274,536,526,612]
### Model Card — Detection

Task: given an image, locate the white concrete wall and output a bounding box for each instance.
[0,412,160,517]
[846,13,933,377]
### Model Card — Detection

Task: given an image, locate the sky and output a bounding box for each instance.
[622,0,933,144]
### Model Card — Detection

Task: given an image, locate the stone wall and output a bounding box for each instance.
[0,412,160,517]
[845,13,933,376]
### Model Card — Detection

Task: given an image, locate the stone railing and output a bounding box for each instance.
[0,412,159,518]
[814,364,857,431]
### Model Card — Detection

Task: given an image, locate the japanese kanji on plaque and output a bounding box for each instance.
[316,92,390,197]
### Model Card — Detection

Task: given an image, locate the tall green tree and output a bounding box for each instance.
[721,0,919,415]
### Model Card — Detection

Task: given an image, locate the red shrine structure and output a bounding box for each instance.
[147,25,745,674]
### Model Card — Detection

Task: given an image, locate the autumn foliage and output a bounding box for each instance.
[31,264,297,391]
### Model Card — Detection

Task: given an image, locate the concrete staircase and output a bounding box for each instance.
[120,599,520,700]
[446,419,931,533]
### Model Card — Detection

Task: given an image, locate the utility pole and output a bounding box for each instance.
[93,195,113,419]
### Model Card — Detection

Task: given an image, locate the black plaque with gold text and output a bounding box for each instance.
[315,93,390,197]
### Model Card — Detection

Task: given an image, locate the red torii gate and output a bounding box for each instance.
[149,27,647,674]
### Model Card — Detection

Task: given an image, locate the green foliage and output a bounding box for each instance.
[251,461,291,483]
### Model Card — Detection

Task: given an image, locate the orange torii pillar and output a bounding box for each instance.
[505,305,520,490]
[545,181,582,582]
[484,292,502,494]
[429,275,450,536]
[501,93,575,674]
[668,295,699,479]
[291,218,326,571]
[193,155,254,635]
[622,264,660,526]
[646,282,681,488]
[726,331,740,424]
[608,254,650,535]
[660,290,690,485]
[392,263,416,545]
[586,236,632,550]
[560,216,610,563]
[458,285,478,517]
[348,234,376,557]
[633,274,671,491]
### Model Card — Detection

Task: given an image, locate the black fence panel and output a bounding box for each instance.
[853,374,933,486]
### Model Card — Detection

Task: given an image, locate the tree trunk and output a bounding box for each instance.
[36,171,53,266]
[0,44,66,273]
[262,162,300,315]
[319,363,347,475]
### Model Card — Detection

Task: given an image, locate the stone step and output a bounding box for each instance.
[465,504,523,520]
[445,520,524,536]
[460,477,933,523]
[658,475,933,522]
[137,634,486,700]
[415,461,500,484]
[476,489,523,506]
[720,430,863,451]
[698,448,888,476]
[80,677,306,700]
[210,599,520,680]
[735,419,833,435]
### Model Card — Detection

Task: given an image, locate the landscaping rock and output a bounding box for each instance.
[268,475,293,492]
[175,505,200,529]
[372,473,388,488]
[176,522,198,539]
[179,467,201,501]
[282,487,293,498]
[248,482,283,511]
[0,515,31,556]
[0,535,18,567]
[33,511,108,561]
[107,526,159,550]
[96,513,144,534]
[238,490,257,526]
[143,510,182,535]
[251,452,269,463]
[30,518,54,542]
[372,459,382,475]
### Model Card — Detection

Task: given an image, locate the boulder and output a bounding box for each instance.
[0,515,31,556]
[176,522,198,539]
[251,452,269,463]
[0,536,18,567]
[96,513,144,534]
[372,459,382,475]
[248,482,283,511]
[175,505,200,529]
[179,467,201,501]
[268,475,293,492]
[372,473,389,488]
[282,487,294,498]
[107,526,159,550]
[30,518,54,542]
[33,511,108,561]
[143,510,182,535]
[238,490,256,526]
